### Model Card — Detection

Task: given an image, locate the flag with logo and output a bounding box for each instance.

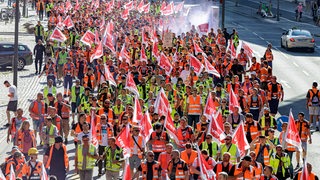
[104,65,117,87]
[232,121,250,157]
[229,88,242,113]
[162,2,174,16]
[154,88,171,116]
[90,110,99,147]
[203,92,216,119]
[204,57,220,77]
[10,164,15,180]
[208,111,226,142]
[198,23,209,33]
[140,110,153,145]
[300,160,309,180]
[137,0,144,13]
[125,72,139,97]
[116,124,131,158]
[123,158,131,179]
[132,96,143,124]
[80,30,95,47]
[174,1,184,13]
[140,46,147,62]
[152,41,159,58]
[228,39,236,58]
[193,40,207,57]
[189,54,204,76]
[241,41,254,59]
[103,33,115,53]
[164,110,180,146]
[285,110,302,152]
[124,1,134,10]
[143,2,150,13]
[90,40,103,62]
[49,28,67,42]
[121,8,129,20]
[119,44,131,64]
[62,15,74,29]
[41,164,48,180]
[65,0,72,11]
[158,53,173,76]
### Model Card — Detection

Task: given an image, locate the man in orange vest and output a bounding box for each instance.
[176,117,195,151]
[263,44,274,68]
[158,143,173,179]
[180,143,198,170]
[249,151,263,179]
[148,123,169,161]
[244,113,261,143]
[43,136,69,180]
[132,151,161,180]
[7,108,27,144]
[54,92,71,143]
[267,76,284,116]
[63,57,75,97]
[306,82,320,130]
[28,92,45,139]
[129,126,145,175]
[167,150,189,180]
[294,162,319,180]
[234,155,255,179]
[213,152,235,177]
[250,135,275,167]
[237,48,250,71]
[186,88,203,129]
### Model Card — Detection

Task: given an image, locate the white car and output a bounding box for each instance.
[281,29,315,52]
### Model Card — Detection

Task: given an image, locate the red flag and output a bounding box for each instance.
[103,33,115,53]
[158,53,173,76]
[193,40,206,57]
[65,0,72,11]
[137,0,144,13]
[241,41,254,59]
[208,112,226,142]
[204,57,220,77]
[41,164,48,180]
[121,8,129,20]
[143,3,150,13]
[300,161,309,180]
[162,2,174,16]
[116,124,131,158]
[120,44,131,64]
[198,23,209,33]
[232,121,250,157]
[203,93,216,119]
[140,110,153,145]
[196,146,216,180]
[90,40,103,62]
[141,29,148,45]
[74,0,79,10]
[80,30,95,47]
[174,1,184,13]
[151,27,158,43]
[10,164,16,180]
[154,88,171,116]
[160,1,166,12]
[90,110,99,147]
[62,15,74,29]
[285,110,302,152]
[125,72,139,97]
[104,65,117,87]
[123,158,131,179]
[124,1,134,10]
[152,41,159,58]
[0,165,6,180]
[49,28,67,42]
[140,46,147,62]
[228,39,236,58]
[95,29,100,44]
[164,110,180,146]
[132,96,143,124]
[229,88,242,113]
[189,54,204,76]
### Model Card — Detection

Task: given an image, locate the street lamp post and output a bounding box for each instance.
[13,0,19,87]
[222,0,225,29]
[277,0,280,21]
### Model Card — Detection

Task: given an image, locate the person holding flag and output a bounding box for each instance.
[233,155,255,179]
[269,145,291,180]
[129,126,146,175]
[167,150,189,180]
[190,149,216,180]
[132,151,161,180]
[294,162,319,180]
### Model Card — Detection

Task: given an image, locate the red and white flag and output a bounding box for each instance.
[174,1,184,13]
[196,146,216,180]
[285,110,302,152]
[189,54,204,76]
[116,124,131,158]
[151,27,158,43]
[124,1,134,10]
[90,40,103,62]
[121,8,129,20]
[49,28,67,42]
[140,46,147,62]
[10,164,16,180]
[158,53,173,76]
[92,0,99,10]
[164,110,180,146]
[160,1,166,12]
[104,65,117,87]
[132,96,143,124]
[62,15,74,29]
[90,110,99,147]
[140,110,153,144]
[232,121,250,157]
[300,160,309,180]
[65,0,72,11]
[198,23,209,33]
[203,93,216,119]
[103,33,115,53]
[80,30,95,47]
[241,41,254,59]
[123,158,131,179]
[74,0,79,10]
[204,57,220,77]
[0,165,5,180]
[229,88,242,113]
[125,72,139,97]
[228,39,236,58]
[162,2,174,16]
[143,3,150,13]
[152,41,159,58]
[95,29,100,44]
[154,88,171,116]
[208,111,226,142]
[41,164,48,180]
[193,40,206,57]
[120,44,131,64]
[137,0,144,13]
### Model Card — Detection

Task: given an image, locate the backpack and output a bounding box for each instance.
[310,89,319,103]
[1,158,17,176]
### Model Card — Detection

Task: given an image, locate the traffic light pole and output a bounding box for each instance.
[13,0,19,87]
[222,0,225,29]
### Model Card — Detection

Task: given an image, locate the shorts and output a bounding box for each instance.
[297,141,307,152]
[33,119,41,132]
[308,106,320,115]
[7,100,18,111]
[129,154,142,170]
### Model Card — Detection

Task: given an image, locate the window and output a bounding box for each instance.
[0,44,14,51]
[292,30,311,37]
[18,45,26,51]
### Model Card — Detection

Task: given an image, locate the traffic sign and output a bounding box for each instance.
[276,115,288,132]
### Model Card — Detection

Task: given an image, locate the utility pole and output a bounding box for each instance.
[22,0,27,17]
[13,0,19,87]
[222,0,225,29]
[277,0,280,21]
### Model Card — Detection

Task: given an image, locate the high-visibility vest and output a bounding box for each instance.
[63,62,75,76]
[167,159,187,180]
[260,115,275,136]
[267,83,282,100]
[234,164,255,180]
[16,130,35,152]
[253,161,263,179]
[141,161,160,180]
[201,141,219,159]
[270,153,290,177]
[130,135,144,159]
[30,100,45,120]
[180,150,197,166]
[297,171,316,180]
[22,160,43,179]
[45,144,69,169]
[279,131,296,152]
[113,105,124,117]
[220,144,237,164]
[58,52,68,65]
[96,123,113,145]
[43,86,56,103]
[34,25,44,36]
[105,146,122,172]
[245,121,260,141]
[54,100,70,119]
[158,152,171,176]
[9,117,27,139]
[71,86,84,103]
[151,131,167,153]
[254,143,270,166]
[97,108,114,124]
[295,120,310,141]
[77,144,96,170]
[45,125,56,146]
[176,126,193,148]
[83,74,95,88]
[188,95,201,114]
[214,162,233,175]
[265,51,273,61]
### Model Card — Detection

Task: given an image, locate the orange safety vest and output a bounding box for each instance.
[30,100,45,120]
[265,51,273,61]
[253,161,263,179]
[167,159,187,180]
[9,117,27,139]
[151,131,167,153]
[45,144,69,169]
[254,143,270,166]
[259,174,278,180]
[245,121,260,140]
[158,152,172,176]
[260,67,269,82]
[22,161,43,179]
[267,83,282,100]
[83,74,95,88]
[5,159,24,179]
[188,95,201,114]
[97,108,114,124]
[214,162,233,175]
[49,16,57,25]
[248,94,261,110]
[237,53,248,66]
[63,62,75,76]
[295,120,310,141]
[54,101,70,119]
[279,131,296,152]
[16,130,36,152]
[95,123,113,144]
[46,63,56,77]
[180,150,198,166]
[297,171,316,180]
[130,135,144,159]
[176,126,193,148]
[241,82,253,95]
[234,164,255,180]
[141,161,160,180]
[73,123,83,142]
[36,1,45,11]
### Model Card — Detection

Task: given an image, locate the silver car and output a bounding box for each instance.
[281,29,315,52]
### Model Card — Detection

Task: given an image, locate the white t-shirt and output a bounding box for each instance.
[77,132,91,144]
[100,124,109,146]
[9,85,18,101]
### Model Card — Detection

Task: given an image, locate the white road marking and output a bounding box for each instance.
[280,79,292,88]
[252,32,258,36]
[302,70,310,76]
[293,62,299,67]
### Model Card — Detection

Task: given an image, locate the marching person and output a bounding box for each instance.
[7,108,27,144]
[148,123,169,161]
[213,152,235,177]
[250,135,275,167]
[41,117,59,149]
[4,80,18,127]
[44,136,69,180]
[158,143,173,179]
[270,145,291,180]
[167,150,189,180]
[75,134,99,180]
[234,155,255,179]
[29,92,45,139]
[294,162,319,180]
[306,82,320,131]
[34,39,45,75]
[267,76,284,116]
[132,151,161,180]
[21,148,44,180]
[219,135,241,165]
[15,120,36,161]
[260,165,278,180]
[129,126,145,175]
[104,137,123,179]
[4,151,25,180]
[54,92,71,143]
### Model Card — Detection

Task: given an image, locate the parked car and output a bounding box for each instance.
[0,42,33,70]
[281,29,315,52]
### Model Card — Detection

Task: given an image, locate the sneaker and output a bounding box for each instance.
[4,123,10,127]
[295,164,300,170]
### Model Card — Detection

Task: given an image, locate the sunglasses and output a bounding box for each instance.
[225,139,231,141]
[101,118,106,120]
[148,155,154,157]
[206,137,211,139]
